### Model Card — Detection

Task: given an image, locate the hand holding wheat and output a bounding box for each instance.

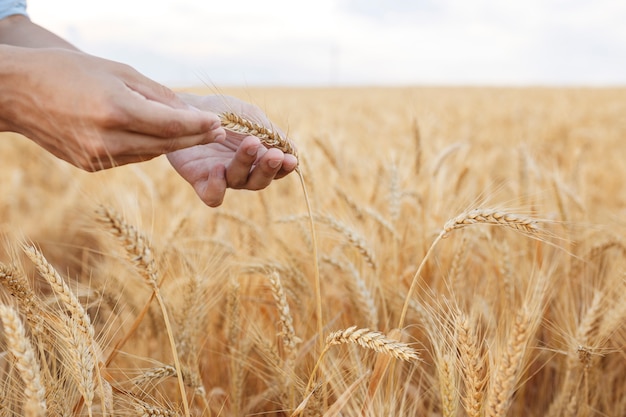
[168,94,298,207]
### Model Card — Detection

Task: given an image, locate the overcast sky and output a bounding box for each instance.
[27,0,626,87]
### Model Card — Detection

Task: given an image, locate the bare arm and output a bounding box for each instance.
[0,14,226,170]
[0,14,77,49]
[0,12,296,205]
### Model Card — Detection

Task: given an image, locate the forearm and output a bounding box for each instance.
[0,14,78,50]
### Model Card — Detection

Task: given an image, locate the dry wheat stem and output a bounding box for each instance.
[219,112,323,361]
[21,245,106,416]
[295,165,325,373]
[22,245,94,339]
[322,255,378,328]
[96,206,190,417]
[398,208,540,329]
[0,304,46,417]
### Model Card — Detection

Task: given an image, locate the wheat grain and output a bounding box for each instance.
[267,270,300,360]
[96,205,191,417]
[437,352,458,417]
[22,245,94,338]
[0,304,46,417]
[96,205,158,286]
[316,215,377,271]
[456,314,486,417]
[325,326,419,362]
[0,263,44,336]
[485,308,533,417]
[443,208,539,237]
[134,399,180,417]
[218,112,298,158]
[58,315,96,413]
[130,365,177,387]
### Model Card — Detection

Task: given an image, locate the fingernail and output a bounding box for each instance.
[209,118,221,130]
[212,127,226,143]
[285,154,298,165]
[268,159,281,169]
[247,144,259,156]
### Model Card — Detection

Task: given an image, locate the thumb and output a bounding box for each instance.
[197,164,228,207]
[120,67,188,110]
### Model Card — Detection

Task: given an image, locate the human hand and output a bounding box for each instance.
[167,94,298,207]
[0,47,226,170]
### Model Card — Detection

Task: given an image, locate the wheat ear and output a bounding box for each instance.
[0,263,44,337]
[268,270,301,409]
[485,308,533,417]
[456,314,486,417]
[218,112,298,159]
[0,304,46,417]
[96,206,190,417]
[326,326,419,362]
[221,111,325,388]
[22,245,102,416]
[398,208,540,329]
[443,209,538,237]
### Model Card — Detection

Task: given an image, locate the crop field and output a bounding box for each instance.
[1,86,626,416]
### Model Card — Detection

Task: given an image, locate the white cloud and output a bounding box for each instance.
[25,0,626,86]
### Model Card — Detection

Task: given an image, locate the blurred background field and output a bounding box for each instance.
[2,86,626,416]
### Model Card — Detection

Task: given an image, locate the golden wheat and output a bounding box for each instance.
[1,87,626,416]
[218,112,298,158]
[325,326,419,362]
[0,304,46,417]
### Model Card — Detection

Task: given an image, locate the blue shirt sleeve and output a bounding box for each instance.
[0,0,28,20]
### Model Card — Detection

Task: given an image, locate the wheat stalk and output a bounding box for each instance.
[398,208,541,329]
[60,316,96,414]
[322,255,378,328]
[325,326,419,362]
[316,215,377,271]
[456,314,486,417]
[443,209,538,237]
[0,263,44,337]
[21,245,104,416]
[22,245,93,339]
[96,206,190,417]
[218,112,298,159]
[218,111,326,373]
[485,308,533,417]
[437,352,459,417]
[0,304,46,417]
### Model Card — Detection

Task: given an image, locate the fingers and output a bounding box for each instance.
[118,92,224,141]
[196,164,227,207]
[109,72,224,142]
[108,126,226,157]
[225,136,290,191]
[225,136,263,189]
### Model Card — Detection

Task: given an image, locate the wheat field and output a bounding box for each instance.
[1,86,626,416]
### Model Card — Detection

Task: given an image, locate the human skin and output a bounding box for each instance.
[0,14,297,205]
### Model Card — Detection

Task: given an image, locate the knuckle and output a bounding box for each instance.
[160,120,185,138]
[97,104,128,128]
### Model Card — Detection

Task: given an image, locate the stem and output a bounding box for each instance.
[398,231,445,331]
[297,168,324,360]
